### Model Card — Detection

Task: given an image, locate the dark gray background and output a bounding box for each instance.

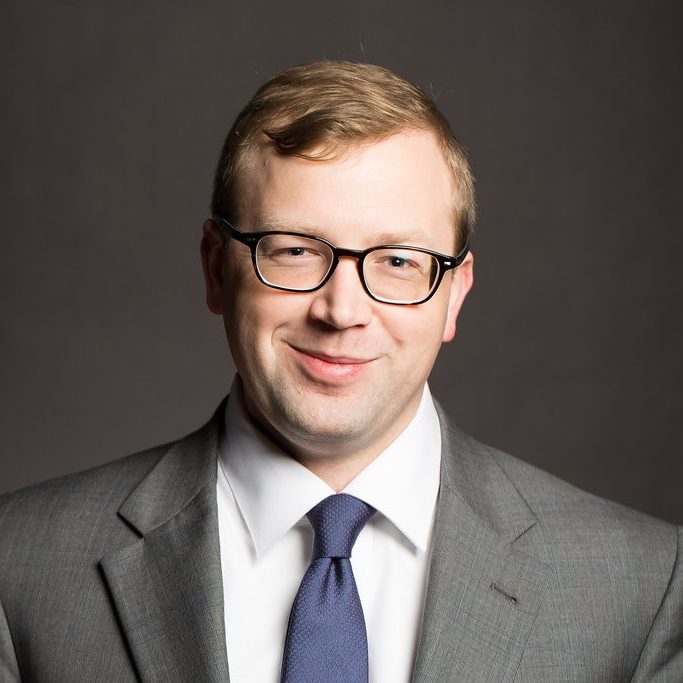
[1,2,681,523]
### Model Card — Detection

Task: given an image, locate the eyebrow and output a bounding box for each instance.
[372,230,434,246]
[253,217,435,248]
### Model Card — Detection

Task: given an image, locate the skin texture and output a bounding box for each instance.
[201,129,474,490]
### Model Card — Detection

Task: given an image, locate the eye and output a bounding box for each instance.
[258,234,331,261]
[270,245,326,260]
[380,254,420,271]
[367,248,433,283]
[388,256,410,268]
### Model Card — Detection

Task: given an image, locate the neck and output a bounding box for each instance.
[294,443,390,493]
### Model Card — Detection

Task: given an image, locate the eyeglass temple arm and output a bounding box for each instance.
[447,240,470,269]
[215,217,260,247]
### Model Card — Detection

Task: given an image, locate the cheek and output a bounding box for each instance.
[223,271,261,361]
[384,299,449,349]
[225,285,300,360]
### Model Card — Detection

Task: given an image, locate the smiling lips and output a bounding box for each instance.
[289,344,375,382]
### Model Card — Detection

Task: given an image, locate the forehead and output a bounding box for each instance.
[237,130,456,248]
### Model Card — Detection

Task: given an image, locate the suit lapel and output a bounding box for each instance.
[413,408,551,682]
[100,405,230,682]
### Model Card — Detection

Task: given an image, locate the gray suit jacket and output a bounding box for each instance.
[1,400,681,681]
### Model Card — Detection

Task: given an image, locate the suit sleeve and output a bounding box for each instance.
[0,593,20,682]
[631,525,683,681]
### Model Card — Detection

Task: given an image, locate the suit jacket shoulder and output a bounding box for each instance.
[0,444,164,541]
[439,407,678,559]
[0,407,228,682]
[413,407,683,681]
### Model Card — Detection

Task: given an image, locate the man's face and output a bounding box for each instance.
[202,129,473,462]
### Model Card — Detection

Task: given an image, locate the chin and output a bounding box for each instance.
[270,392,380,450]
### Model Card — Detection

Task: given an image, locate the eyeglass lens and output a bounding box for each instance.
[255,233,440,303]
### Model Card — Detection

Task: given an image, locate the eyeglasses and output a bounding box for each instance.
[215,216,470,305]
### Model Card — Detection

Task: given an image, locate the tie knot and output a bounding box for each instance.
[307,494,376,559]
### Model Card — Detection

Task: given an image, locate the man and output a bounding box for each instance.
[0,61,681,682]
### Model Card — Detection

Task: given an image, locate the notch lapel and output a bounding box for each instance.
[100,406,230,682]
[413,409,551,682]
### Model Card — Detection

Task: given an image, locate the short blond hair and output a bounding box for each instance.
[211,60,476,250]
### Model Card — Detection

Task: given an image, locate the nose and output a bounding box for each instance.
[308,256,373,329]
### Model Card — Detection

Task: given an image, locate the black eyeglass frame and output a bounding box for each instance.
[215,216,470,305]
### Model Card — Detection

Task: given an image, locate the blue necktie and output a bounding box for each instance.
[281,493,376,682]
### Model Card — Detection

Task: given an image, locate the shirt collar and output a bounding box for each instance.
[218,378,441,557]
[342,386,441,551]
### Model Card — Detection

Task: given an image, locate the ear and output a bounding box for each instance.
[442,251,474,342]
[200,218,226,315]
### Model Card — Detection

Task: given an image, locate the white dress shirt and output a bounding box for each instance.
[216,379,442,682]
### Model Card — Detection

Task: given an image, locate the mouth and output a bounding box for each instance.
[287,344,375,382]
[292,346,373,364]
